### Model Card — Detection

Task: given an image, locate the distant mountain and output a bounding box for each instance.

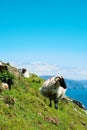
[40,75,87,90]
[65,79,87,90]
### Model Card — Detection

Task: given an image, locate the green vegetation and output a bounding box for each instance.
[0,70,15,83]
[0,68,87,130]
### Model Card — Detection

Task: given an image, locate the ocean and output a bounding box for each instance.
[66,90,87,109]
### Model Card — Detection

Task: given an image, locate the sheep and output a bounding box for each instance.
[19,68,29,78]
[39,76,67,109]
[0,77,13,90]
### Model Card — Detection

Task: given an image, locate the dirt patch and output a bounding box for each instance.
[44,116,59,126]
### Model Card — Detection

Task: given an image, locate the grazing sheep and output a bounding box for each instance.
[19,68,29,78]
[39,76,67,109]
[1,77,13,90]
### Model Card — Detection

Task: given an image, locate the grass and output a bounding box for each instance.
[0,74,87,130]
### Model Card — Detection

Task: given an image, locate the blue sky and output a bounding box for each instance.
[0,0,87,79]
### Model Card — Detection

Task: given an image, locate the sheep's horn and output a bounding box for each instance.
[54,77,60,82]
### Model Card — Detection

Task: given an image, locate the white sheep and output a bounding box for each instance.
[39,76,67,109]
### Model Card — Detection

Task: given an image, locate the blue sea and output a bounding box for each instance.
[66,90,87,109]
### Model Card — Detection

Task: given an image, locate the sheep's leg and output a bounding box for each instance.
[9,85,11,90]
[49,98,52,107]
[54,98,58,110]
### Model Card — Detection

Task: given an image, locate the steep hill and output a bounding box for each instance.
[0,64,87,130]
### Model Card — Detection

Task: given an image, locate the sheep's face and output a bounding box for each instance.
[59,77,67,89]
[55,76,67,89]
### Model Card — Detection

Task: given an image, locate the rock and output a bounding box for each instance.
[73,100,86,110]
[3,96,15,106]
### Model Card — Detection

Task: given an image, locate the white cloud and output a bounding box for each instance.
[19,62,59,76]
[9,62,16,67]
[56,67,87,80]
[18,62,87,80]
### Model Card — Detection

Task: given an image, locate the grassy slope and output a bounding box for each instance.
[0,74,87,130]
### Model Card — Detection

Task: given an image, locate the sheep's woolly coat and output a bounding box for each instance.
[39,76,67,109]
[40,76,66,98]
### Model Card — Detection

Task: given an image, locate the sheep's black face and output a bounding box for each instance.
[59,77,67,89]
